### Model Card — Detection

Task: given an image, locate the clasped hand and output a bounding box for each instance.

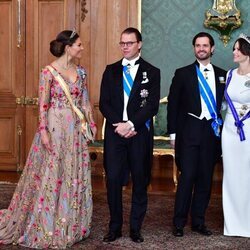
[113,122,137,138]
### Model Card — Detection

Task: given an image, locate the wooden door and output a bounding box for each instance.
[0,0,26,171]
[0,0,79,171]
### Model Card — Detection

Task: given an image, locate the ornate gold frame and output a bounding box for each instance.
[204,0,242,46]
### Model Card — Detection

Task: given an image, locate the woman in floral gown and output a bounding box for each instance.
[0,30,96,249]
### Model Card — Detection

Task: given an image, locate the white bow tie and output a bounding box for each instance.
[122,57,140,67]
[203,64,213,71]
[122,58,133,66]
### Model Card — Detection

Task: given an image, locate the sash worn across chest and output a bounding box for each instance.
[123,65,134,98]
[122,64,150,130]
[225,69,250,141]
[196,65,222,137]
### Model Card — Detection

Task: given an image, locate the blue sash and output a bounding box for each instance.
[225,69,250,141]
[196,65,222,137]
[123,66,134,97]
[123,65,150,130]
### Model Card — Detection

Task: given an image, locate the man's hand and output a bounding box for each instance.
[113,122,136,138]
[91,125,97,139]
[170,139,175,148]
[124,130,137,138]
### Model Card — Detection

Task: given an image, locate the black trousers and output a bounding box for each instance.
[104,127,151,232]
[173,116,220,228]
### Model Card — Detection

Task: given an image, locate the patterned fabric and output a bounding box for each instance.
[0,66,93,249]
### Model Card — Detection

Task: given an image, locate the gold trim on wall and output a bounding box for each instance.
[204,0,242,46]
[138,0,141,31]
[81,0,88,22]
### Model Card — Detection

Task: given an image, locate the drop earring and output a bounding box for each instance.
[66,51,69,69]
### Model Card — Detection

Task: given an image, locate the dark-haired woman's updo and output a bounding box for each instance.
[50,40,65,57]
[50,30,79,57]
[236,37,250,57]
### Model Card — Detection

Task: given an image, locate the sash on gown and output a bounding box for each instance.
[225,69,250,141]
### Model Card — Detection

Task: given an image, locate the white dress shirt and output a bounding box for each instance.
[188,62,216,120]
[121,55,140,121]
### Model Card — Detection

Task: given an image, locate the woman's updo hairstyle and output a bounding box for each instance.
[236,38,250,57]
[234,34,250,57]
[50,30,79,57]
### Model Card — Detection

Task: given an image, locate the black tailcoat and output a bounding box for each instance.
[167,61,226,227]
[99,57,160,231]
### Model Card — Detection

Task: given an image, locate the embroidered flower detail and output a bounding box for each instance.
[72,224,78,232]
[56,179,62,186]
[219,76,225,84]
[33,145,39,152]
[140,89,149,98]
[54,229,60,236]
[141,72,149,84]
[81,227,87,236]
[39,196,44,203]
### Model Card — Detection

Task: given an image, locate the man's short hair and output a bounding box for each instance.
[121,27,142,42]
[192,32,215,47]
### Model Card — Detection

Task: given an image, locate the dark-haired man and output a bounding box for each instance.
[167,32,226,237]
[99,27,160,243]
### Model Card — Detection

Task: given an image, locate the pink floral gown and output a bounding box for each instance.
[0,66,93,249]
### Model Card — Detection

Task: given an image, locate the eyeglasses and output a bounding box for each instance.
[119,41,138,47]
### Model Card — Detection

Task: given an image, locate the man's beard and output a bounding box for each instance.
[195,51,211,61]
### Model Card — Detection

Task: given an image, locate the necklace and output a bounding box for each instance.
[56,61,74,70]
[237,68,250,75]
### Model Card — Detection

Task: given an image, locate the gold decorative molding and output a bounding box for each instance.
[17,0,22,48]
[138,0,142,31]
[204,0,242,46]
[81,0,88,22]
[17,125,22,172]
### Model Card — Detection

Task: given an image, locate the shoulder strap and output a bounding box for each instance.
[46,65,86,122]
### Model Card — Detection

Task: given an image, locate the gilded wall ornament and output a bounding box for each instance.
[81,0,88,22]
[204,0,242,46]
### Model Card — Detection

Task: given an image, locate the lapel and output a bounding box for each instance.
[213,65,223,109]
[189,61,201,108]
[113,60,124,102]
